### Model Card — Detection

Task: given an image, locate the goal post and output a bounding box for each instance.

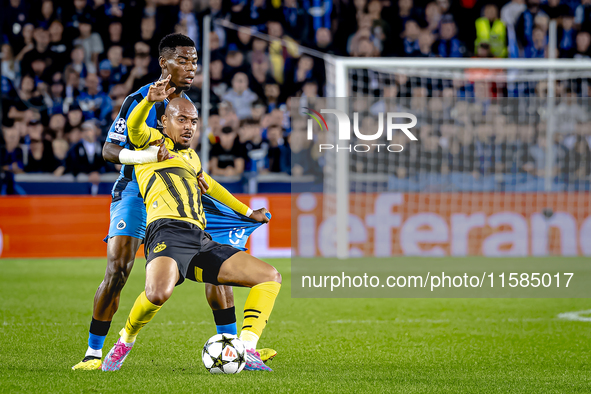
[325,54,591,259]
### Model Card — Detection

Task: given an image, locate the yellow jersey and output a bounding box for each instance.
[126,97,249,228]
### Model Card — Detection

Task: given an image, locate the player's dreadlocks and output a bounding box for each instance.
[158,34,196,58]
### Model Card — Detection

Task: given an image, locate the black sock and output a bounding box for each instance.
[212,307,237,335]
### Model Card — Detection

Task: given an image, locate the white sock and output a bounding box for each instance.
[85,347,102,359]
[239,331,259,351]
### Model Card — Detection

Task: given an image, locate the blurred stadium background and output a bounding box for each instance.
[1,0,591,258]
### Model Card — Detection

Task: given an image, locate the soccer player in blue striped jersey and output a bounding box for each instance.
[72,34,276,370]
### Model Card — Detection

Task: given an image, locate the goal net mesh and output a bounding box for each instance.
[320,59,591,257]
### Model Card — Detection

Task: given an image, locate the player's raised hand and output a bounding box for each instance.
[147,75,175,103]
[250,208,271,223]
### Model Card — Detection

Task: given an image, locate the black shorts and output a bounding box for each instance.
[144,218,240,286]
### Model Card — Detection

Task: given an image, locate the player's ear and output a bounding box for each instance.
[162,114,167,128]
[158,56,166,70]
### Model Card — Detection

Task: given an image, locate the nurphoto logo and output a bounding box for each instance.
[304,107,418,153]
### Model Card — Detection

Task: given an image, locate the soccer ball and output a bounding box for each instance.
[202,334,246,374]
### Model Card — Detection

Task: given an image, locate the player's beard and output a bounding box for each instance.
[173,140,191,150]
[169,80,190,93]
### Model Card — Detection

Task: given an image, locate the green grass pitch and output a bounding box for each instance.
[1,257,591,393]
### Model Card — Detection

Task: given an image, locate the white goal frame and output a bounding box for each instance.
[326,55,591,259]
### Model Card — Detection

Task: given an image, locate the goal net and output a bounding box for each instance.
[319,57,591,258]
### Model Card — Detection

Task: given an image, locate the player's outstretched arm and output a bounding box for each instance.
[202,172,270,223]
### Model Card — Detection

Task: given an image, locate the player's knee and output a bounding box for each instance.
[105,257,133,289]
[145,287,173,306]
[262,266,282,284]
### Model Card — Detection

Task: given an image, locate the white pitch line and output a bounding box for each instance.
[557,309,591,322]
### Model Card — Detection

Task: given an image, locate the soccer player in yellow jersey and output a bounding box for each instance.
[101,76,281,372]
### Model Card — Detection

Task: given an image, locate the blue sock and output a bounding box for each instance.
[88,318,111,351]
[216,323,237,335]
[88,332,107,350]
[213,307,237,335]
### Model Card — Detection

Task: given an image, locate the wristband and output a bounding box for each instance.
[246,208,253,217]
[118,146,160,165]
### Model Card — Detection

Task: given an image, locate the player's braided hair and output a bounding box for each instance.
[159,34,195,58]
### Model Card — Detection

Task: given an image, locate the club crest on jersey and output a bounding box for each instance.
[116,219,126,230]
[114,118,126,133]
[154,242,167,253]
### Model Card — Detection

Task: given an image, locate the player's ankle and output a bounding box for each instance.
[240,330,259,351]
[85,347,102,359]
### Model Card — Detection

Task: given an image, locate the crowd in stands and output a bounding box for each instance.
[1,0,591,194]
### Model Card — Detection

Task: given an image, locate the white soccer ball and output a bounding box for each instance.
[202,334,246,374]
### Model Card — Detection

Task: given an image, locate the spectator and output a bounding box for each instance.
[250,100,267,122]
[21,27,52,77]
[218,101,240,131]
[392,0,423,40]
[401,19,421,56]
[48,80,66,115]
[66,46,90,80]
[302,0,332,39]
[289,128,319,177]
[312,27,336,54]
[238,118,268,172]
[209,55,228,100]
[418,30,435,56]
[123,42,158,94]
[3,0,30,46]
[559,10,577,58]
[425,2,442,35]
[139,17,158,55]
[2,44,19,83]
[35,0,55,29]
[100,46,128,87]
[65,121,108,194]
[267,20,299,83]
[250,53,272,99]
[73,15,104,72]
[186,69,221,117]
[263,78,281,111]
[78,73,113,126]
[63,67,81,106]
[575,0,591,32]
[542,0,569,20]
[524,27,547,58]
[63,0,94,34]
[223,45,248,79]
[574,31,591,58]
[433,15,466,57]
[47,113,67,140]
[66,105,84,133]
[474,4,507,58]
[209,126,246,177]
[23,119,61,174]
[264,124,290,173]
[1,122,25,195]
[178,0,199,48]
[52,138,69,176]
[281,0,309,43]
[515,0,547,52]
[66,126,82,145]
[222,72,258,120]
[7,75,44,123]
